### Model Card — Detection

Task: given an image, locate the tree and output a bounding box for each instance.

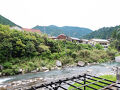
[95,44,104,50]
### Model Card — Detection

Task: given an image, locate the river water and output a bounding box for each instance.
[0,62,120,84]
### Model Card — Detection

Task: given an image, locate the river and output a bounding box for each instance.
[0,62,120,85]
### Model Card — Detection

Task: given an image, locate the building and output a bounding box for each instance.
[10,26,23,31]
[22,28,41,34]
[56,34,80,42]
[88,39,109,48]
[71,37,80,43]
[79,39,89,44]
[49,36,57,40]
[57,34,67,40]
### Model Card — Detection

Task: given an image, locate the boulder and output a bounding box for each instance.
[0,72,2,76]
[87,69,93,72]
[18,69,23,73]
[115,56,120,62]
[56,60,62,67]
[77,61,85,67]
[44,70,49,72]
[31,70,37,73]
[36,68,39,71]
[0,65,3,70]
[42,67,48,71]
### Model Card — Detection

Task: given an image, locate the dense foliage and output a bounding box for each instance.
[82,25,120,39]
[110,28,120,51]
[33,25,93,38]
[0,15,21,27]
[0,24,115,76]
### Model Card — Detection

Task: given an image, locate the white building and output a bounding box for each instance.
[88,39,109,48]
[79,39,89,44]
[10,26,23,31]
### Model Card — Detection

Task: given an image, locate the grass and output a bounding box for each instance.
[68,75,116,90]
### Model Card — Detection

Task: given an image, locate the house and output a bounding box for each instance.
[52,34,81,43]
[71,37,80,43]
[88,39,109,48]
[56,34,77,42]
[10,26,23,31]
[57,34,67,40]
[79,39,89,44]
[22,28,41,34]
[49,36,57,40]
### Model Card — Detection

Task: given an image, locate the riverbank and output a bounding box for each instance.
[0,48,116,77]
[0,61,118,90]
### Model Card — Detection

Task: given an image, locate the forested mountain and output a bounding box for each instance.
[82,25,120,39]
[33,25,93,38]
[0,15,21,27]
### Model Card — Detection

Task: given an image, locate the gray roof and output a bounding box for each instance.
[80,39,89,42]
[71,37,80,40]
[90,39,109,42]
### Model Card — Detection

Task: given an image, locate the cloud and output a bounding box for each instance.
[0,0,120,30]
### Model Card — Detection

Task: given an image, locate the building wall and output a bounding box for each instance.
[88,40,109,48]
[10,26,22,31]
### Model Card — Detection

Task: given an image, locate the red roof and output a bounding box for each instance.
[57,34,67,39]
[22,28,41,34]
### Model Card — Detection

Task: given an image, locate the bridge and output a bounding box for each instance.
[21,74,120,90]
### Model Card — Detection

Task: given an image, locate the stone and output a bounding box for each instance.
[51,67,55,70]
[115,56,120,62]
[18,69,23,72]
[56,60,62,67]
[22,70,25,75]
[77,61,85,67]
[31,70,37,73]
[87,69,92,72]
[42,67,48,71]
[36,68,39,71]
[0,72,2,76]
[44,70,49,72]
[0,65,3,70]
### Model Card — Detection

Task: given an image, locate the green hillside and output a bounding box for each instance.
[33,25,93,38]
[82,25,120,39]
[0,15,21,27]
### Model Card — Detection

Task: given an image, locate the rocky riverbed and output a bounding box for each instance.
[0,61,119,90]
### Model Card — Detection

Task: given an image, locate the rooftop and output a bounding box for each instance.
[71,37,80,40]
[22,28,41,34]
[90,39,109,42]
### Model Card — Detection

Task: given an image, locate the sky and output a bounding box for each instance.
[0,0,120,30]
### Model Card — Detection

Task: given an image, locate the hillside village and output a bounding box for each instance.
[11,26,110,49]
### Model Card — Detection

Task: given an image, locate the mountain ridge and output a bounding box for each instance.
[33,25,93,38]
[82,25,120,39]
[0,15,21,27]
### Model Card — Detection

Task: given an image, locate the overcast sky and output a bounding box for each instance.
[0,0,120,30]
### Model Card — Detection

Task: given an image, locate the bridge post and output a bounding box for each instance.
[84,74,86,90]
[116,67,120,90]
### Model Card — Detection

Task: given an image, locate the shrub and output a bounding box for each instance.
[2,69,14,75]
[71,52,77,59]
[79,50,90,58]
[95,44,104,50]
[3,62,13,69]
[106,48,117,59]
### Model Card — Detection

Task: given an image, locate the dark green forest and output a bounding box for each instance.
[82,25,120,39]
[33,25,93,38]
[0,15,21,27]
